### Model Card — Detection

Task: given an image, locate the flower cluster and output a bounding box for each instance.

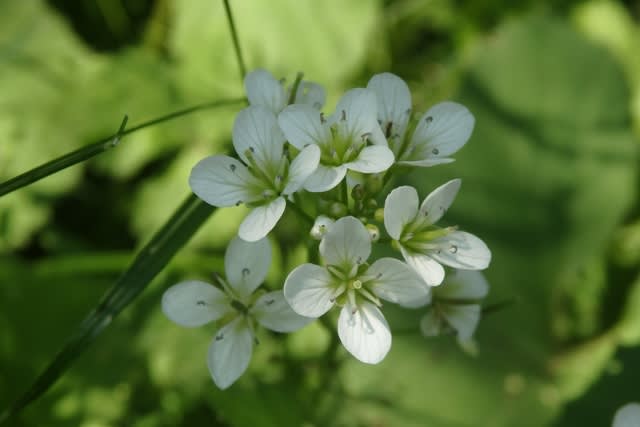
[163,69,492,388]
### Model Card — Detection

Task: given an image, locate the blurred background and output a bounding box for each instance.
[0,0,639,426]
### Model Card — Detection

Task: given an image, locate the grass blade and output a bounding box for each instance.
[0,98,245,198]
[0,194,214,424]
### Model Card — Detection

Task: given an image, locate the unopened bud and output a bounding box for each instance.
[310,215,334,240]
[374,208,384,223]
[329,202,348,217]
[366,224,380,242]
[351,184,365,200]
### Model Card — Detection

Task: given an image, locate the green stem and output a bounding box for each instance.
[287,200,314,226]
[287,72,304,105]
[0,97,245,198]
[223,0,247,82]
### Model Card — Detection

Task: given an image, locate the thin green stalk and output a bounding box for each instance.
[223,0,247,82]
[287,72,304,105]
[0,98,245,198]
[0,194,215,424]
[287,200,314,226]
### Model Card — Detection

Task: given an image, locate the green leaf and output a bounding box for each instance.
[0,194,215,424]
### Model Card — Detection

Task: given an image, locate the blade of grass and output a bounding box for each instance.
[0,194,214,424]
[223,0,247,82]
[0,97,245,198]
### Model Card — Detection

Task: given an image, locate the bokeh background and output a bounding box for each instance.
[1,0,639,426]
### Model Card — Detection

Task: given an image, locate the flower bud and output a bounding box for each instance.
[310,215,335,240]
[329,202,348,217]
[374,207,384,223]
[366,224,380,242]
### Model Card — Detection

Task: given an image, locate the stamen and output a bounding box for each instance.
[242,267,250,277]
[229,164,236,172]
[215,332,224,341]
[264,299,275,306]
[320,112,326,124]
[235,200,243,206]
[432,148,439,155]
[425,116,433,124]
[196,300,207,306]
[384,122,393,138]
[341,110,347,121]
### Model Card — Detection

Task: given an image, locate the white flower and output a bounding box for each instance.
[189,105,320,241]
[162,237,312,389]
[367,72,474,167]
[245,69,326,113]
[384,180,491,286]
[613,403,640,427]
[420,270,489,341]
[278,88,394,192]
[284,216,429,364]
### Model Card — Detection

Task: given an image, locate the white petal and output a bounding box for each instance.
[282,144,320,195]
[278,104,331,150]
[225,236,271,300]
[400,247,445,286]
[233,106,284,172]
[329,88,378,140]
[238,197,286,242]
[420,308,445,337]
[368,258,430,307]
[338,302,391,364]
[294,81,326,110]
[613,403,640,427]
[303,164,347,192]
[383,186,419,240]
[189,155,262,207]
[251,291,314,332]
[207,317,253,389]
[409,101,474,161]
[320,216,371,268]
[442,304,481,340]
[419,179,461,224]
[284,264,337,317]
[436,270,489,300]
[429,231,491,270]
[162,280,231,327]
[345,145,394,174]
[244,69,286,112]
[367,72,411,141]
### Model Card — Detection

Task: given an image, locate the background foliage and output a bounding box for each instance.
[1,0,639,426]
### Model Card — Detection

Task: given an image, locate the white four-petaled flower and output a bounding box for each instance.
[189,105,320,241]
[278,88,395,192]
[245,69,326,113]
[384,180,491,286]
[367,72,474,167]
[420,270,489,341]
[162,237,312,389]
[284,216,429,364]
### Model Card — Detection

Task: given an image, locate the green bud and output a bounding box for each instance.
[351,184,365,200]
[365,173,383,193]
[329,202,348,217]
[374,208,384,223]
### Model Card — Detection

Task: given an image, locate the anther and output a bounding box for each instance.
[196,300,207,306]
[229,164,236,172]
[215,333,224,341]
[432,148,439,155]
[265,299,275,306]
[341,110,347,121]
[425,116,433,124]
[235,200,243,206]
[320,112,326,123]
[242,267,250,277]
